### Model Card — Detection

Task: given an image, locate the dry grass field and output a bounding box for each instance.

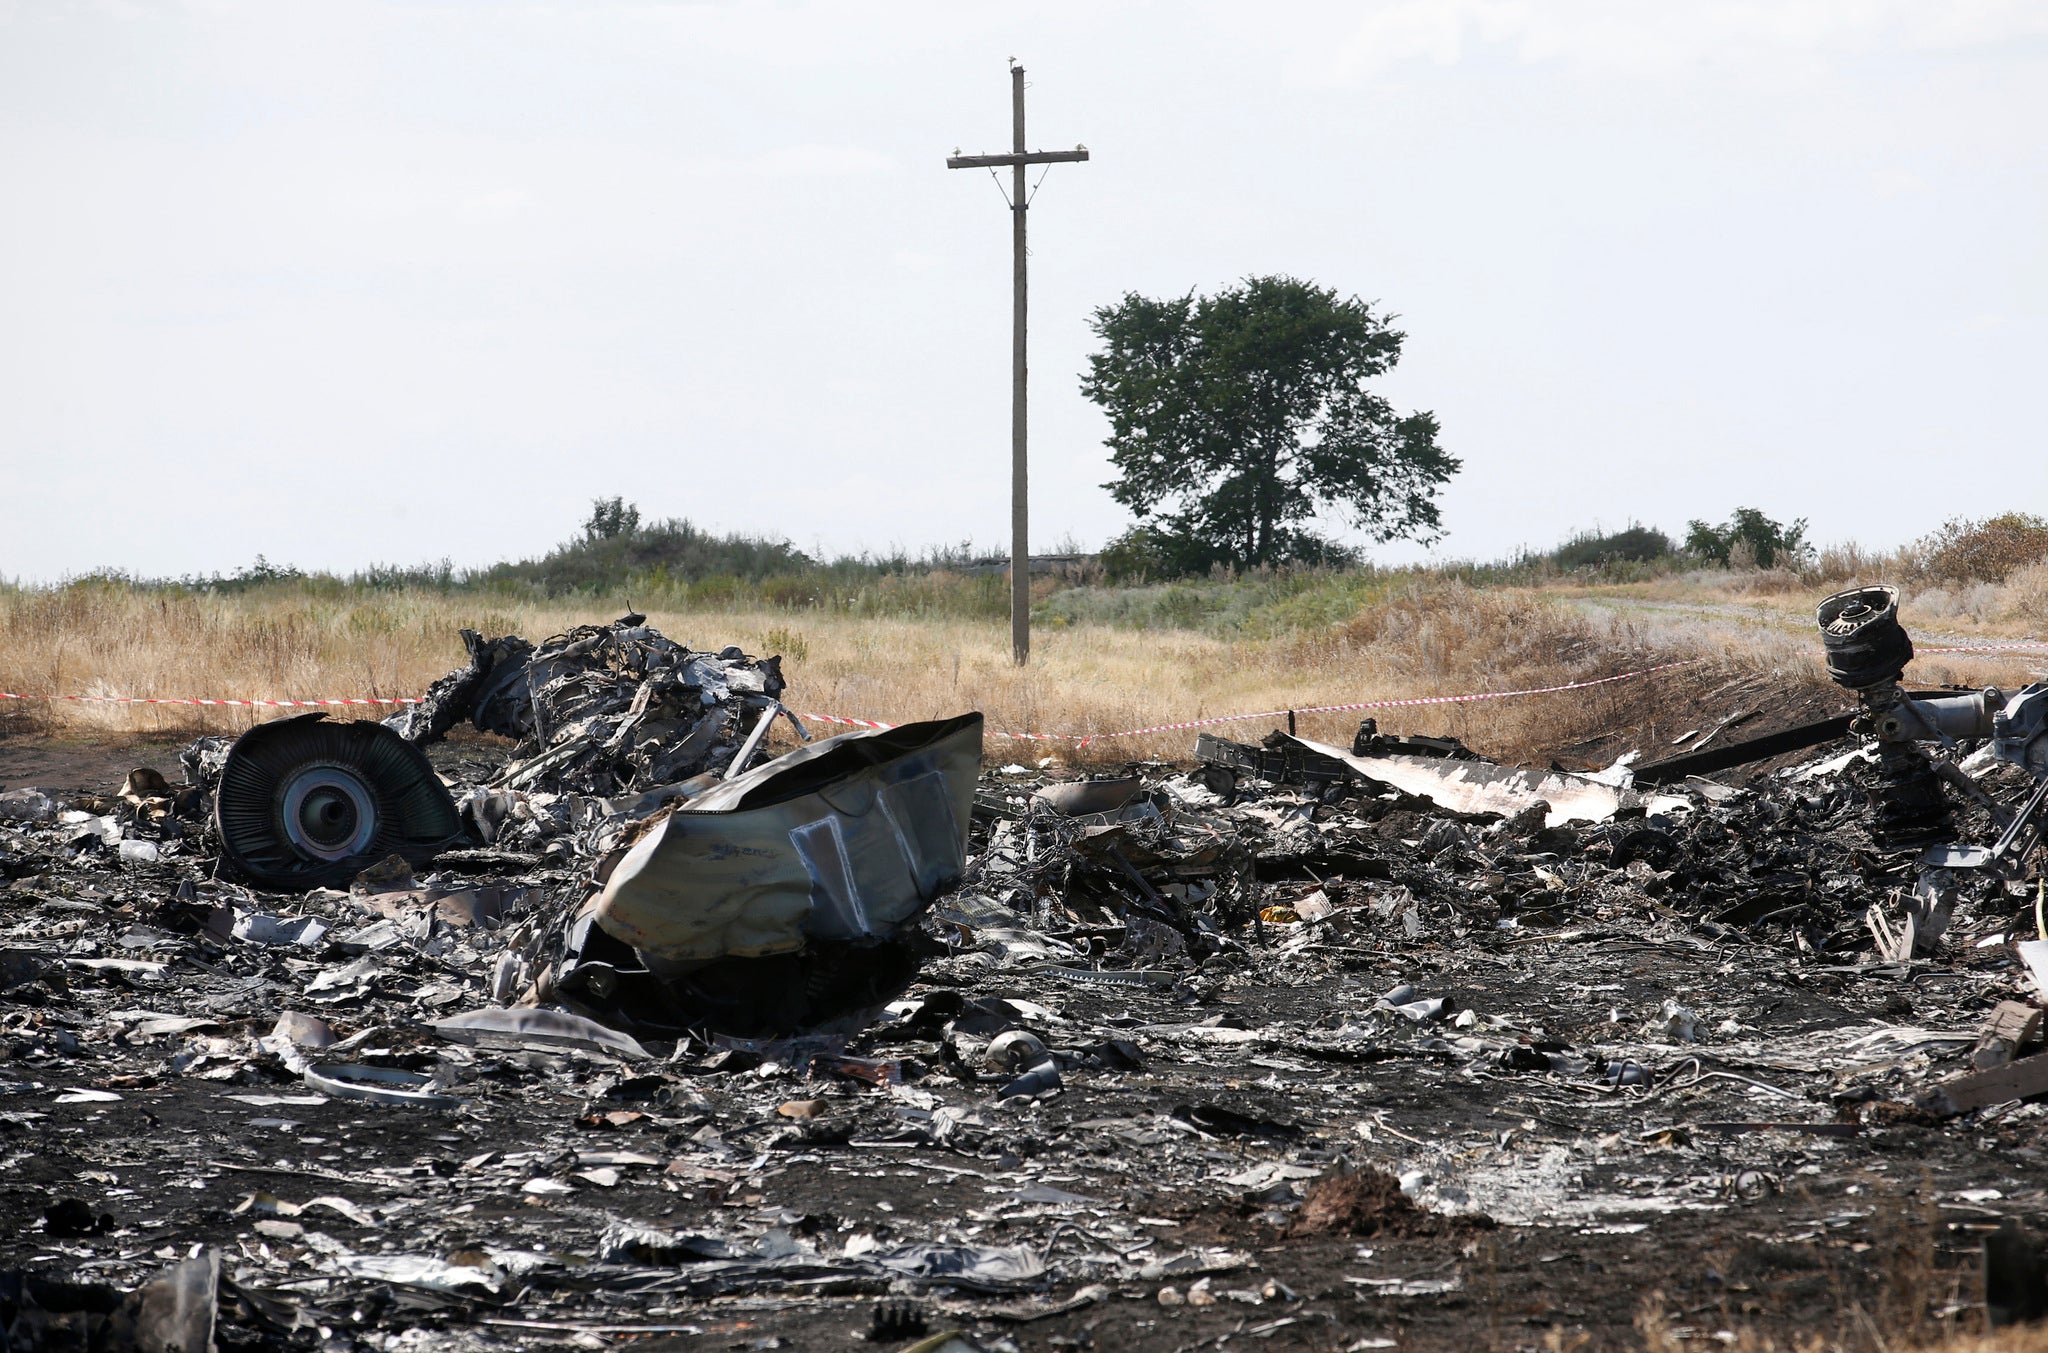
[4,566,2044,766]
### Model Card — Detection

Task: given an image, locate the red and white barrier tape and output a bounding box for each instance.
[792,711,897,732]
[6,638,2045,743]
[0,692,418,708]
[1070,657,1704,746]
[795,657,1705,746]
[804,643,2048,744]
[795,710,1081,743]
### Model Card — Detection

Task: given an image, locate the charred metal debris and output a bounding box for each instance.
[6,598,2048,1345]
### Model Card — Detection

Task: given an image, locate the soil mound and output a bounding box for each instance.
[1293,1168,1428,1238]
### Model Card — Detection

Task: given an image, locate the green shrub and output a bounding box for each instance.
[1552,523,1672,570]
[1683,507,1811,570]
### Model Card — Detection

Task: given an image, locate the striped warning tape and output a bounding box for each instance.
[1922,643,2048,654]
[802,642,2048,744]
[795,710,1080,742]
[5,638,2044,743]
[794,657,1706,746]
[1070,657,1704,747]
[0,691,419,708]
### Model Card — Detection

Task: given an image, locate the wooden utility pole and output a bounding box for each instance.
[948,61,1088,666]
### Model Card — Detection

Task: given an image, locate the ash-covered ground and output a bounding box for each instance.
[3,678,2045,1353]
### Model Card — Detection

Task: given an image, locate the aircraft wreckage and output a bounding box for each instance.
[6,597,2048,1346]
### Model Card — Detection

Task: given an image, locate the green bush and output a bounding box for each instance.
[1551,523,1672,570]
[477,509,814,593]
[1098,525,1359,582]
[1683,507,1811,570]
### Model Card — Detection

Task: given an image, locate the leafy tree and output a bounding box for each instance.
[1683,507,1811,569]
[1080,275,1458,571]
[582,496,642,543]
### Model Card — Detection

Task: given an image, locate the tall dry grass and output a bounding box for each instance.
[4,573,2041,766]
[0,577,1724,765]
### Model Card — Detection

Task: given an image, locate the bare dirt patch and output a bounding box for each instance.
[1293,1167,1438,1239]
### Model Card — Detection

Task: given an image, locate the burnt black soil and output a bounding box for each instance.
[4,940,2027,1352]
[2,698,2043,1353]
[0,731,193,799]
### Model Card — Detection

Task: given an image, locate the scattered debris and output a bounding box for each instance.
[1290,732,1641,825]
[393,617,792,797]
[4,595,2048,1345]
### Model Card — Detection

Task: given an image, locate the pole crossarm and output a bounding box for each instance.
[945,149,1090,170]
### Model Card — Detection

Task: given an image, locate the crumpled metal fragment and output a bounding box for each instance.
[393,615,789,799]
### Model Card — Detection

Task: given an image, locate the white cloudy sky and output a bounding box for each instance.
[3,1,2043,580]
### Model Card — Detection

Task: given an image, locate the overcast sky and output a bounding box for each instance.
[3,1,2043,581]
